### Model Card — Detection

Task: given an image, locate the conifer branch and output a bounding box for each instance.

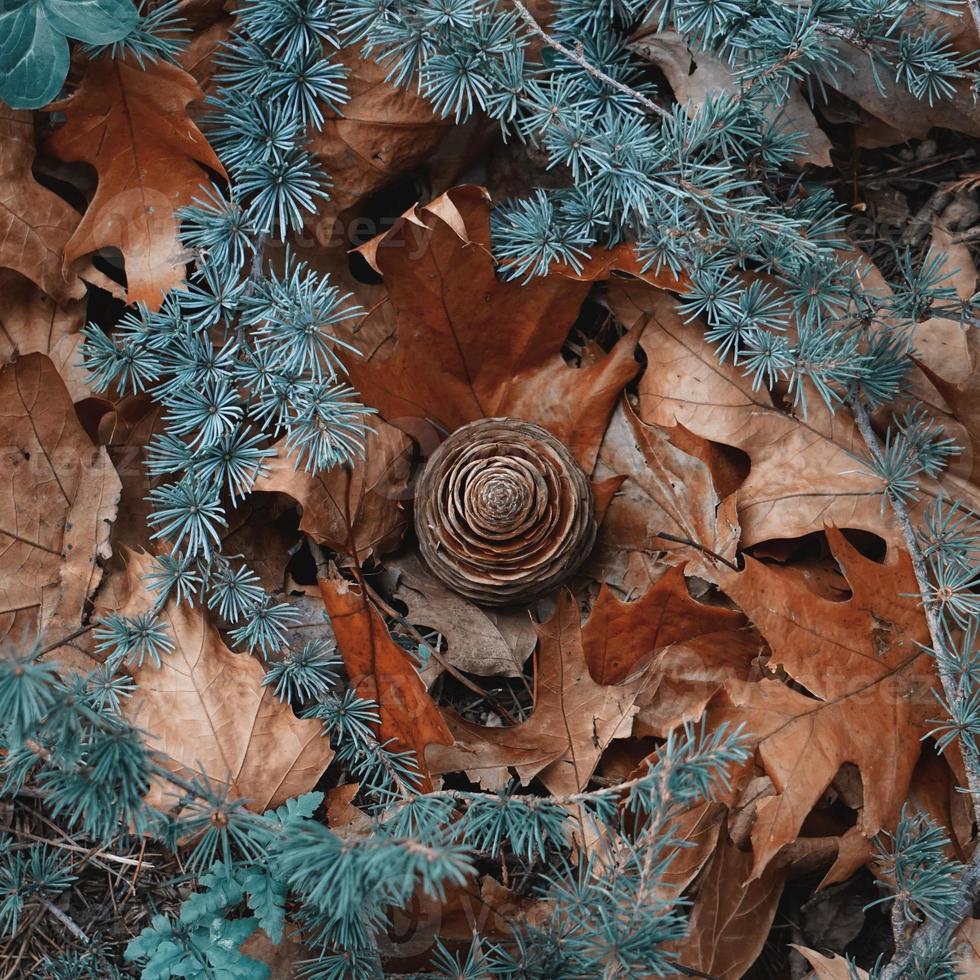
[851,395,980,976]
[511,1,670,119]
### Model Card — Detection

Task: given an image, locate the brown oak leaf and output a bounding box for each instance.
[613,281,896,547]
[586,399,741,595]
[0,269,91,401]
[113,550,332,811]
[0,354,119,648]
[710,528,935,874]
[318,574,452,791]
[427,590,655,795]
[582,567,745,684]
[47,53,224,310]
[344,185,679,473]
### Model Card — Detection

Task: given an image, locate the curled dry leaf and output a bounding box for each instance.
[344,185,679,473]
[318,574,452,791]
[710,528,934,874]
[0,354,119,647]
[414,418,597,606]
[389,553,536,678]
[47,53,225,310]
[427,590,655,795]
[0,269,91,401]
[254,419,413,565]
[613,281,895,548]
[113,550,333,812]
[826,35,980,144]
[308,44,452,244]
[0,107,107,304]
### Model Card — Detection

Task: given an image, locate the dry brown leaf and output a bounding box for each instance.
[582,568,745,685]
[47,53,225,310]
[827,37,980,144]
[587,399,742,594]
[912,226,980,485]
[318,574,452,790]
[650,800,728,901]
[911,221,975,389]
[0,353,119,647]
[427,590,655,795]
[344,185,679,473]
[0,269,91,401]
[710,528,934,874]
[630,30,832,167]
[818,825,874,891]
[308,44,453,245]
[96,395,164,557]
[389,553,536,678]
[254,419,413,564]
[633,628,761,739]
[671,829,786,980]
[614,281,897,547]
[0,107,110,305]
[114,550,333,811]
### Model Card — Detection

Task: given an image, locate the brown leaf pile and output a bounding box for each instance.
[9,24,980,976]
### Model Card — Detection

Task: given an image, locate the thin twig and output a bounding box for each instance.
[8,828,154,870]
[655,531,742,572]
[34,623,95,659]
[511,1,670,119]
[38,898,89,945]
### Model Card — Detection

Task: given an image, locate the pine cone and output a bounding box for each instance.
[414,418,596,605]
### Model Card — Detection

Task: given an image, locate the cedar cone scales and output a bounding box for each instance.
[414,418,597,605]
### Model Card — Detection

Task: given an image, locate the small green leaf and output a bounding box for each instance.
[0,6,68,110]
[0,0,137,109]
[42,0,138,44]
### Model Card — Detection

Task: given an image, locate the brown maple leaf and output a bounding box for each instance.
[0,354,120,648]
[47,53,225,310]
[318,574,452,791]
[343,185,679,473]
[427,590,656,796]
[0,108,108,304]
[112,550,332,812]
[709,528,935,874]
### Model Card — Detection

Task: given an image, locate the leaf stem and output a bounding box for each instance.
[655,531,742,572]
